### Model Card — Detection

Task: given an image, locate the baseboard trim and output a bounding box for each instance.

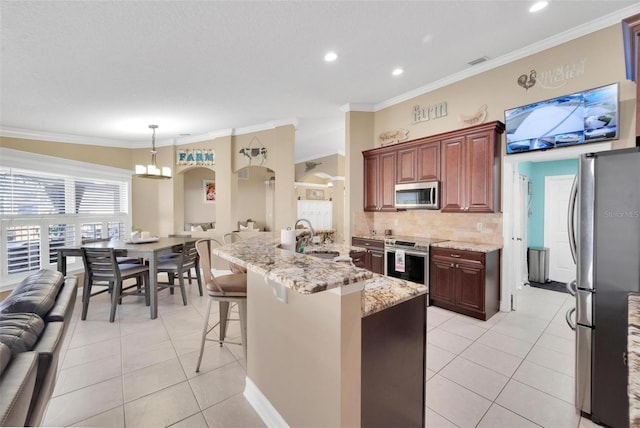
[244,376,289,428]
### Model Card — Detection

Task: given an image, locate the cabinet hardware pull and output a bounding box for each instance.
[450,254,461,258]
[451,263,454,267]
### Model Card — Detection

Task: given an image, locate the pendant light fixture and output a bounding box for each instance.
[134,125,172,179]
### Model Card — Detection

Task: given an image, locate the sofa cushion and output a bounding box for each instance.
[0,269,64,317]
[0,343,11,376]
[0,313,45,355]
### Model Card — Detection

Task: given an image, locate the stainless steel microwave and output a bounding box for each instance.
[395,182,439,210]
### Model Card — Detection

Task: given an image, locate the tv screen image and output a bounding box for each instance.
[505,83,618,155]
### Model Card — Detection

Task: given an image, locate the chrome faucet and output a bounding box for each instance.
[294,219,315,252]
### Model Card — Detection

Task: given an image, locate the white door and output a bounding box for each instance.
[544,175,576,283]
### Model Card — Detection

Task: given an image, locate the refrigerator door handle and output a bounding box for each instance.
[566,307,576,331]
[567,279,577,296]
[568,175,578,264]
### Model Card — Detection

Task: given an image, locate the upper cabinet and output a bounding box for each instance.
[364,149,396,212]
[363,121,504,213]
[396,139,440,184]
[441,121,504,213]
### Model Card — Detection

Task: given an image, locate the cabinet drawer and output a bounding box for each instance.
[431,247,485,263]
[352,237,385,251]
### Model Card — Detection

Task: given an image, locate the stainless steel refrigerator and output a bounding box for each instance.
[567,147,640,428]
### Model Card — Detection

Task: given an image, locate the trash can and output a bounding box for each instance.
[528,247,549,283]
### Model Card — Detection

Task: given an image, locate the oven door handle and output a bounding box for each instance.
[386,249,428,258]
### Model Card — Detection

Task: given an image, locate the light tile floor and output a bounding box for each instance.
[43,281,599,427]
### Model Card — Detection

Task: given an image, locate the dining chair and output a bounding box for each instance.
[156,240,202,304]
[222,232,247,274]
[81,247,150,322]
[81,237,142,265]
[195,239,247,372]
[159,234,195,285]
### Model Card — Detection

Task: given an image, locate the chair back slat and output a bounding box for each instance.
[82,248,120,281]
[181,241,199,266]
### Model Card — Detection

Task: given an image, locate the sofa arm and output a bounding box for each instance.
[45,276,78,325]
[27,322,64,427]
[0,345,38,427]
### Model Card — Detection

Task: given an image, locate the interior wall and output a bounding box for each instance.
[183,167,216,224]
[236,166,270,231]
[519,159,578,248]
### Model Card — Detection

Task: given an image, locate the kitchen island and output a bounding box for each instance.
[213,234,427,427]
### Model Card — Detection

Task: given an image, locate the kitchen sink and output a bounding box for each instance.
[306,251,339,260]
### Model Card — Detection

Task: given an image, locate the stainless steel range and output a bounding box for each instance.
[384,236,446,303]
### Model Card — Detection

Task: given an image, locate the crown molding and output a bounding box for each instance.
[0,127,133,148]
[339,103,375,113]
[374,3,640,111]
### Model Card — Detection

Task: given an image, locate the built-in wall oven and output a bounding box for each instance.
[384,236,446,304]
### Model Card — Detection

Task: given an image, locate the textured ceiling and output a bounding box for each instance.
[1,1,639,162]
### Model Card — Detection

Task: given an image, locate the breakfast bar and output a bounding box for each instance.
[213,235,427,427]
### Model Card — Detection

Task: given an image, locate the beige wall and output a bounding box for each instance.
[346,23,638,245]
[345,112,375,241]
[183,167,216,225]
[0,136,133,169]
[236,166,271,231]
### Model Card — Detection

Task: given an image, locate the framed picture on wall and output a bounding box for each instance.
[203,180,216,203]
[306,189,324,200]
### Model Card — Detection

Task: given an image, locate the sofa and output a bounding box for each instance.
[0,269,77,427]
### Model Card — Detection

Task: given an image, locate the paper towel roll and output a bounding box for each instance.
[281,228,296,252]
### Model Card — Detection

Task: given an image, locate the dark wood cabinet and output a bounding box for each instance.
[396,147,417,184]
[396,140,440,184]
[350,251,367,269]
[352,237,385,274]
[429,247,500,321]
[416,140,440,182]
[364,150,396,212]
[441,121,504,213]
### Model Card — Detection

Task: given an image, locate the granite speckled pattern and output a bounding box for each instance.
[629,293,640,427]
[212,234,374,294]
[431,240,502,253]
[302,243,366,256]
[213,234,427,317]
[361,275,427,317]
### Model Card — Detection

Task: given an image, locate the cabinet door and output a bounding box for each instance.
[396,147,417,184]
[430,258,455,304]
[379,152,396,211]
[440,136,465,212]
[363,154,379,211]
[465,130,495,213]
[416,141,440,182]
[454,262,485,313]
[370,250,385,274]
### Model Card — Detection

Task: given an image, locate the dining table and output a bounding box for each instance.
[57,236,198,319]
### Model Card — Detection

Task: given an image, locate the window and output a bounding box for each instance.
[0,149,131,284]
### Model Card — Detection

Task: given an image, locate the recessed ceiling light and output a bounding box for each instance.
[529,1,548,13]
[392,68,404,76]
[324,52,338,62]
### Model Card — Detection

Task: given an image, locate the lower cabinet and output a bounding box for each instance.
[429,247,500,320]
[351,237,385,274]
[350,251,367,269]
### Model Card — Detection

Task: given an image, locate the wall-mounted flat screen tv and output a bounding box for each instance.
[505,83,618,155]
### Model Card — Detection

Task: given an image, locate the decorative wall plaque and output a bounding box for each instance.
[411,101,447,124]
[379,129,409,147]
[177,149,215,166]
[459,104,488,126]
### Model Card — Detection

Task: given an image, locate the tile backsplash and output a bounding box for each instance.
[353,210,503,246]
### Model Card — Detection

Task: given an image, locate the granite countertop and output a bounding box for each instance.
[213,234,427,317]
[431,240,502,253]
[361,275,427,317]
[212,234,374,294]
[302,243,367,256]
[629,293,640,427]
[352,234,387,242]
